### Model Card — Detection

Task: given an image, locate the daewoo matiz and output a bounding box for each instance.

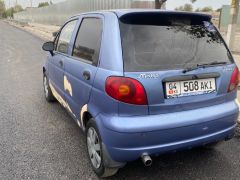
[42,10,239,177]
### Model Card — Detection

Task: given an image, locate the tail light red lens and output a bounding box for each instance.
[105,76,148,105]
[228,67,239,92]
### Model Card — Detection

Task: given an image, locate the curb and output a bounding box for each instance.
[237,115,240,135]
[232,98,240,135]
[3,20,54,41]
[236,125,240,136]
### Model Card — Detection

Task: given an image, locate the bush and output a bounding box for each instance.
[201,6,213,12]
[38,2,49,8]
[175,3,193,12]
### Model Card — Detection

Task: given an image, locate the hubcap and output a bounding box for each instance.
[87,127,101,169]
[43,76,49,97]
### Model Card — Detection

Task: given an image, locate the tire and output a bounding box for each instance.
[43,73,55,102]
[86,119,119,177]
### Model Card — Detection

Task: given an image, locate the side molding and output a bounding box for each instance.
[49,82,74,116]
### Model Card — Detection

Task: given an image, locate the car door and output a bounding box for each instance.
[48,19,78,102]
[64,15,103,122]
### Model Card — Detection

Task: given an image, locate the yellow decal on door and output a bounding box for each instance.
[64,75,73,97]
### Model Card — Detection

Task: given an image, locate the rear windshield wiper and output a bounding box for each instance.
[182,61,228,73]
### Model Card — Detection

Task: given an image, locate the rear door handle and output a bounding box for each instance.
[59,60,63,67]
[83,71,91,80]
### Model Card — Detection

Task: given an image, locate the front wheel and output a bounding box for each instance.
[43,74,55,102]
[86,119,118,177]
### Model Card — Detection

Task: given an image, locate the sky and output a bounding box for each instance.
[167,0,231,10]
[4,0,232,10]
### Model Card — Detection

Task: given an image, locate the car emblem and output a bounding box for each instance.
[138,73,160,79]
[223,67,234,72]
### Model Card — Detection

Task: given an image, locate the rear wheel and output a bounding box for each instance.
[43,74,55,102]
[86,119,118,177]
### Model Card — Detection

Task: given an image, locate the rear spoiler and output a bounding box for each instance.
[119,11,212,25]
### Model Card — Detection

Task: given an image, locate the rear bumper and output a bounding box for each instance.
[96,101,239,163]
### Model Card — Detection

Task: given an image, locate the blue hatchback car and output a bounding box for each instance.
[42,10,239,177]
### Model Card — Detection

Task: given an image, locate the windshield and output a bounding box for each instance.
[120,15,233,72]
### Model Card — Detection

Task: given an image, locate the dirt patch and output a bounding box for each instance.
[4,20,60,41]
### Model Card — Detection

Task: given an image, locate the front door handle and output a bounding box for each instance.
[59,60,63,67]
[83,71,91,80]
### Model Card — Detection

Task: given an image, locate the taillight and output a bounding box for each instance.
[228,67,239,92]
[105,76,148,105]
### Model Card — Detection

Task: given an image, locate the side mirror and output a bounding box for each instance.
[42,41,54,56]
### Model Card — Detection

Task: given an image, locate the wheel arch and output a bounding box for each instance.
[80,104,96,131]
[82,111,93,131]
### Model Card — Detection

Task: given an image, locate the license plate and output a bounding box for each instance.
[165,78,216,98]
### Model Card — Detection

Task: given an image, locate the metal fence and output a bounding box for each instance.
[14,0,155,26]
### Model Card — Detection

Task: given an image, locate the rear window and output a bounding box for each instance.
[119,13,233,72]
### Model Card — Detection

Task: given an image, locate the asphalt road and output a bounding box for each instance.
[0,20,240,180]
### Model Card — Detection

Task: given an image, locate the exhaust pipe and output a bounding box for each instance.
[141,153,152,167]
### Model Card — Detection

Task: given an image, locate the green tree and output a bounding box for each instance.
[38,2,50,8]
[190,0,215,12]
[5,7,14,18]
[201,6,213,12]
[14,4,23,12]
[195,8,200,12]
[3,5,23,18]
[175,6,182,11]
[175,4,193,12]
[0,0,6,18]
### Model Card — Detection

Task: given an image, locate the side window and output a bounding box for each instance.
[56,20,77,54]
[72,18,103,65]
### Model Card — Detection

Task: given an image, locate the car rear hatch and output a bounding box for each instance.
[119,12,237,115]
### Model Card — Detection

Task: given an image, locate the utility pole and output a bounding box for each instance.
[155,0,167,9]
[226,0,239,50]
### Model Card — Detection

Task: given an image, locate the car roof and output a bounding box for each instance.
[73,9,211,20]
